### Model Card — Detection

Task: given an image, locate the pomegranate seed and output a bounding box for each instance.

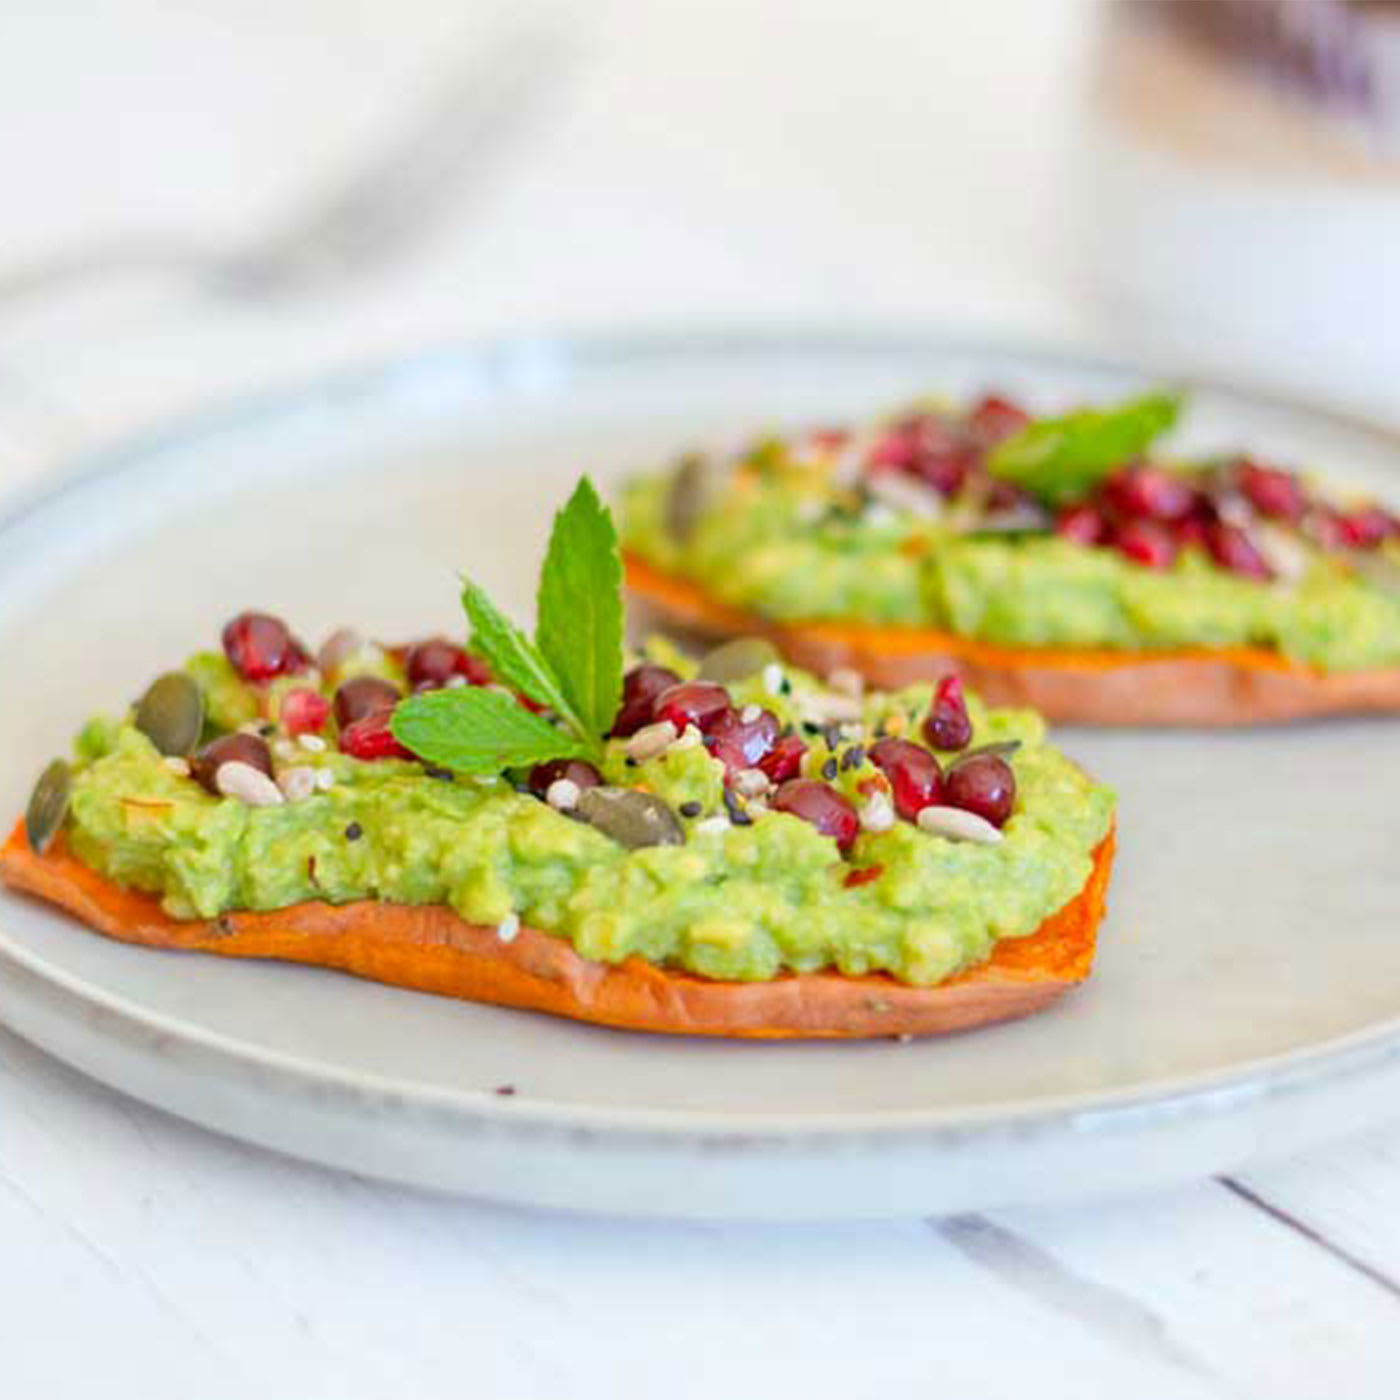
[652,681,733,735]
[809,427,850,453]
[758,734,807,784]
[869,737,944,820]
[922,675,973,751]
[771,779,860,852]
[1206,522,1273,580]
[221,612,307,683]
[404,639,491,691]
[1237,458,1306,522]
[191,733,273,794]
[868,415,975,496]
[1175,516,1211,552]
[944,753,1016,828]
[986,478,1035,511]
[1336,505,1397,551]
[1056,503,1108,546]
[1114,519,1178,570]
[843,864,885,889]
[708,707,781,775]
[1103,464,1197,522]
[610,664,681,737]
[333,675,401,729]
[966,393,1031,446]
[339,707,414,761]
[280,688,330,737]
[527,758,603,797]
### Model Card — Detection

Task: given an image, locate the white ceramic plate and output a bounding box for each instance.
[1,332,1398,1220]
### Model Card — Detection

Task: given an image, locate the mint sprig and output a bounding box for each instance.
[391,476,624,774]
[536,478,623,740]
[391,687,591,775]
[987,391,1182,507]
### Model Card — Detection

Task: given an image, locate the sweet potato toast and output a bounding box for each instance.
[0,821,1115,1040]
[625,552,1400,726]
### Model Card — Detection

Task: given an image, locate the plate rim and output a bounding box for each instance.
[2,323,1399,1150]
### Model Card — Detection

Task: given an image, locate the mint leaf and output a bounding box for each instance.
[462,581,587,737]
[987,392,1183,506]
[536,478,624,740]
[391,686,588,775]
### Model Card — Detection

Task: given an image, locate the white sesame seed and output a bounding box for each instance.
[162,756,191,777]
[237,720,265,736]
[800,692,863,724]
[732,767,771,799]
[693,816,731,837]
[277,766,318,803]
[298,733,327,753]
[215,761,285,807]
[625,719,677,762]
[666,724,703,753]
[826,667,865,699]
[546,777,581,812]
[761,662,785,696]
[496,913,520,944]
[315,769,336,791]
[446,674,469,688]
[739,703,762,724]
[858,791,896,833]
[273,739,297,762]
[746,796,769,816]
[916,805,1003,845]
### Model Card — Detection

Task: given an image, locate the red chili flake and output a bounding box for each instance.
[844,864,885,889]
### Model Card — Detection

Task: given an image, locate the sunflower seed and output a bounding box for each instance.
[916,805,1002,845]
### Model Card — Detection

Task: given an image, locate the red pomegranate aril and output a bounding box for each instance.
[809,427,850,454]
[280,687,331,737]
[1175,516,1211,552]
[944,753,1016,828]
[1055,503,1108,546]
[1237,458,1306,522]
[869,737,943,820]
[339,707,414,761]
[221,612,307,683]
[191,733,274,794]
[1114,519,1178,570]
[708,707,781,775]
[1206,522,1273,581]
[333,675,402,729]
[771,779,860,852]
[527,758,603,797]
[868,415,974,496]
[843,864,885,889]
[922,674,973,752]
[404,639,491,691]
[652,681,733,736]
[610,664,681,737]
[1336,505,1397,551]
[966,393,1031,446]
[1103,464,1196,522]
[758,734,807,784]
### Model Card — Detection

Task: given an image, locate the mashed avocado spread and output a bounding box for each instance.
[61,643,1113,988]
[619,400,1400,672]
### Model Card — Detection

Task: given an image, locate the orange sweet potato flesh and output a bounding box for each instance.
[625,552,1400,725]
[0,819,1114,1039]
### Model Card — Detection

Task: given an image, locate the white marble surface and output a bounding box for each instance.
[2,2,1399,1395]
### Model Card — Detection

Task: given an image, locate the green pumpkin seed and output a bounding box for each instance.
[134,671,206,756]
[696,636,780,684]
[576,787,685,849]
[664,454,715,543]
[25,759,71,854]
[957,740,1022,762]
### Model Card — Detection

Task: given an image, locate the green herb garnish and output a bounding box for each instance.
[392,477,623,773]
[987,391,1183,506]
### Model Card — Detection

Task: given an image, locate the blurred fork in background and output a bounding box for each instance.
[0,19,575,310]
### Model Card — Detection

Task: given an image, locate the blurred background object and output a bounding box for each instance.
[1088,0,1400,417]
[0,0,1397,496]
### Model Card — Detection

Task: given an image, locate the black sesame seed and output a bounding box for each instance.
[801,721,820,736]
[841,745,865,771]
[258,722,277,738]
[820,757,838,781]
[679,800,703,818]
[425,765,455,781]
[625,756,638,768]
[822,722,843,750]
[722,788,753,827]
[344,822,363,842]
[780,678,793,695]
